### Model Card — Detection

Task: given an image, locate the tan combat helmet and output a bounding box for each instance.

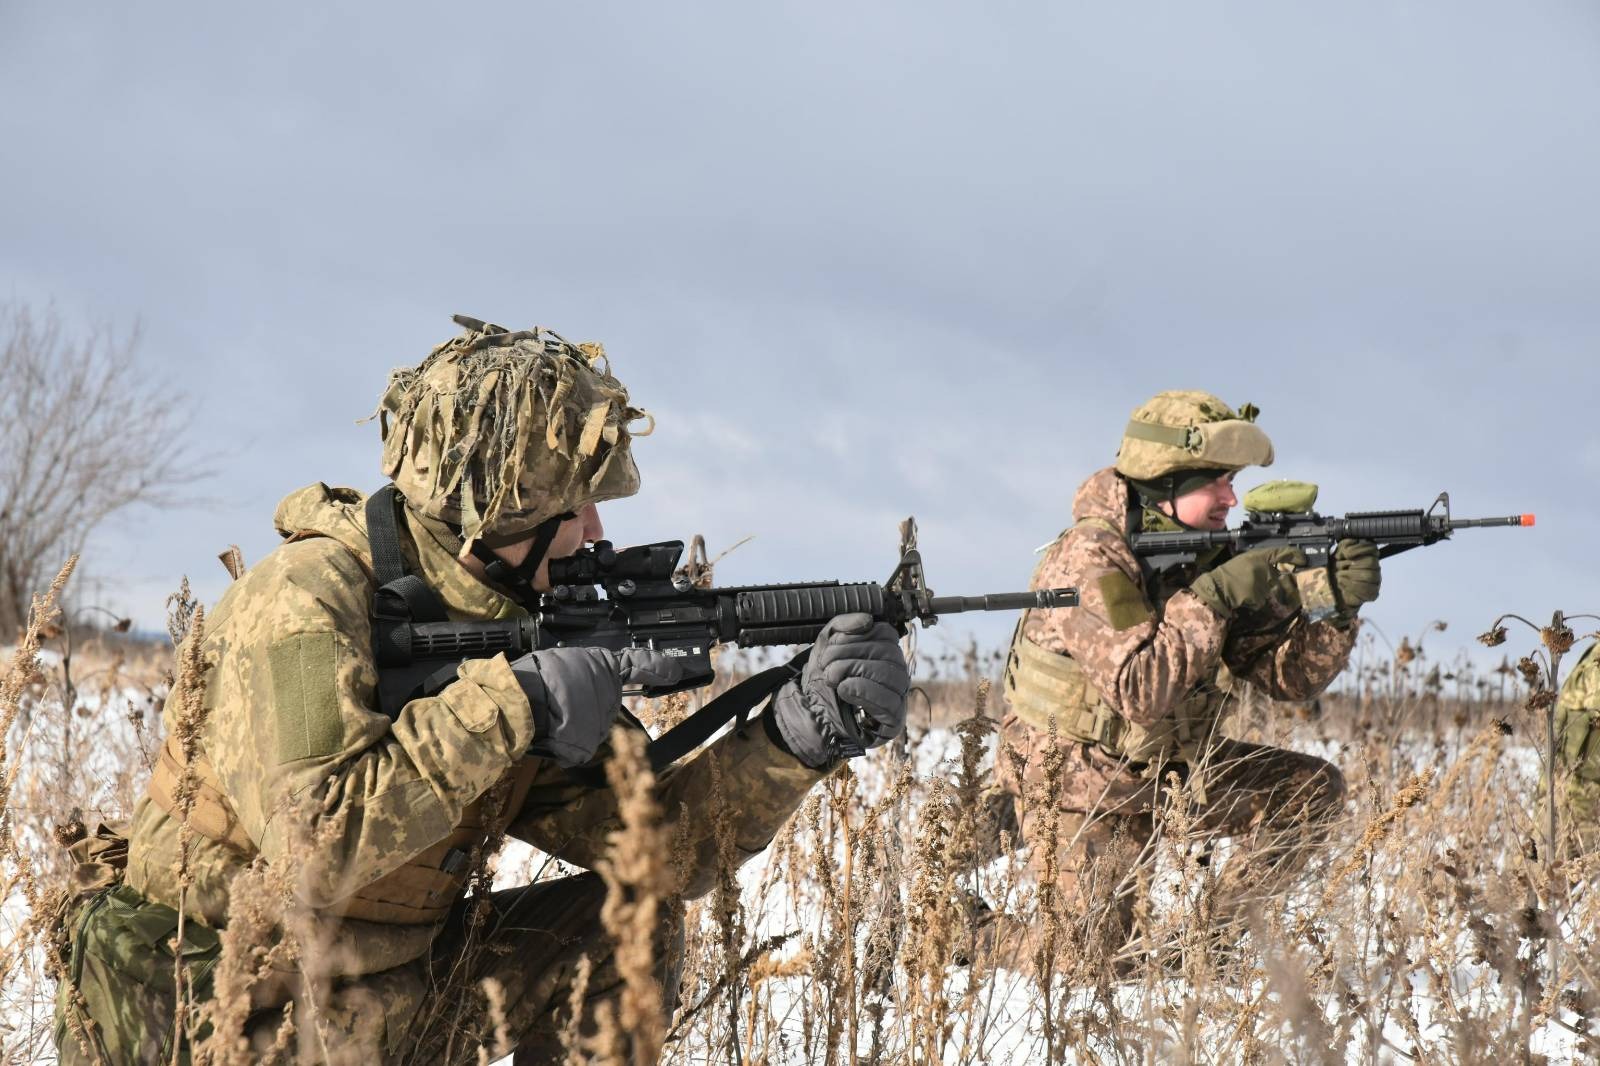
[374,315,651,550]
[1114,390,1274,482]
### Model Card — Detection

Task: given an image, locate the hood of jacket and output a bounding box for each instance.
[1072,467,1135,536]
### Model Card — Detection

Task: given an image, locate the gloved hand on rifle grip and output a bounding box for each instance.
[769,613,911,770]
[1188,547,1307,621]
[1330,538,1381,613]
[510,646,685,768]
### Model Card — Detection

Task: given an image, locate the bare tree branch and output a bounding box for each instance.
[0,302,207,635]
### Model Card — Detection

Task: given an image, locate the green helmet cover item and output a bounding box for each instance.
[1242,480,1320,514]
[373,315,651,550]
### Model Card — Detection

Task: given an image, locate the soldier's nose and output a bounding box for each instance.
[581,503,604,543]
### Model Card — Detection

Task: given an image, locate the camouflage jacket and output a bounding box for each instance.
[1020,467,1357,727]
[1555,642,1600,823]
[125,483,823,979]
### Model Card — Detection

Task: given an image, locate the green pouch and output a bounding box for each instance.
[54,884,220,1065]
[1242,480,1319,514]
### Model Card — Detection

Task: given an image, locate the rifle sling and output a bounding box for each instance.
[644,650,811,774]
[366,485,450,628]
[469,512,574,603]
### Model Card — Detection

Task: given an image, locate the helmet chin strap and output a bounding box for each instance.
[1163,482,1206,533]
[467,512,576,603]
[1132,476,1206,533]
[1132,468,1231,534]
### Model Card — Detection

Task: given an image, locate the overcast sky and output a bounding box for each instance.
[2,1,1596,677]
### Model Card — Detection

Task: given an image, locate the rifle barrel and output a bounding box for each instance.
[927,588,1079,614]
[1450,514,1535,529]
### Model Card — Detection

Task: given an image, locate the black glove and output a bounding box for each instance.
[1188,547,1306,620]
[769,613,911,770]
[510,646,684,767]
[1330,538,1381,613]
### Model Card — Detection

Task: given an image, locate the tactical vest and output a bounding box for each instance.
[1003,518,1226,766]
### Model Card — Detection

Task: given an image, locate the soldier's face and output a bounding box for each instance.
[1167,473,1237,530]
[530,504,605,591]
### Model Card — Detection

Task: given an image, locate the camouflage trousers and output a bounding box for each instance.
[990,712,1346,962]
[56,871,682,1065]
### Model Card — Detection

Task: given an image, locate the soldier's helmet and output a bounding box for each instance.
[374,315,650,549]
[1114,390,1274,482]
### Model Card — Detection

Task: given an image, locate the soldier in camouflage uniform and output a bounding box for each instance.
[1555,643,1600,856]
[998,391,1381,959]
[53,317,910,1064]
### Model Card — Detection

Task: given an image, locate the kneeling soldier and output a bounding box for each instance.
[54,317,910,1064]
[999,391,1378,963]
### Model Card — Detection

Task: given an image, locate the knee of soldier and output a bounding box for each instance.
[982,785,1022,839]
[1304,758,1347,821]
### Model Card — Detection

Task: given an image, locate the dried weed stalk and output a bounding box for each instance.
[595,726,676,1066]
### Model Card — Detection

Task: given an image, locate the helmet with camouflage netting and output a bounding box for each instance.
[1115,390,1274,483]
[374,315,651,549]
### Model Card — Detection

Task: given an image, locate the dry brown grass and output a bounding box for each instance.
[4,598,1598,1064]
[3,561,170,1064]
[652,629,1598,1065]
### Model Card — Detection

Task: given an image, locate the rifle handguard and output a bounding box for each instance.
[736,584,887,628]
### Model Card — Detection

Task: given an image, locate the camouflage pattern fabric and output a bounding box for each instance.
[57,482,822,1063]
[57,873,681,1065]
[997,713,1345,943]
[1019,469,1356,722]
[247,872,680,1065]
[55,884,220,1066]
[999,467,1354,947]
[1555,643,1600,851]
[375,317,648,548]
[1114,391,1274,481]
[399,872,684,1065]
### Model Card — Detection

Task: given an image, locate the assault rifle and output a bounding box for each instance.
[375,533,1076,764]
[1128,491,1533,575]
